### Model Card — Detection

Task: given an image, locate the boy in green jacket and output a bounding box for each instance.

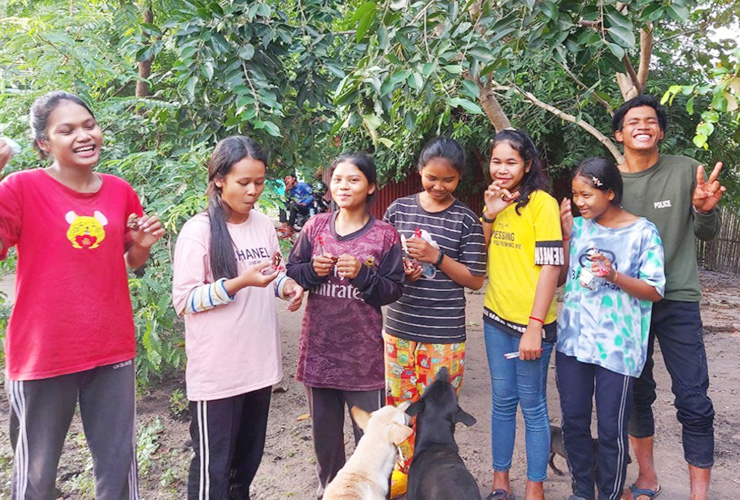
[613,95,725,500]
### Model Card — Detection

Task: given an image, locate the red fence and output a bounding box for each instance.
[370,173,486,219]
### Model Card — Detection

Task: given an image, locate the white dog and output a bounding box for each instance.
[322,403,413,500]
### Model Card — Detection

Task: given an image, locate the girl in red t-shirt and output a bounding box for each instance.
[0,91,164,499]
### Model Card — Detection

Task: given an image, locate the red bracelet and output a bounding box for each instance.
[528,316,544,324]
[563,235,571,241]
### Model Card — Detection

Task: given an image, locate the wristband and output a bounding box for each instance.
[693,206,714,215]
[433,250,444,268]
[528,315,544,324]
[481,213,496,223]
[613,270,620,285]
[563,235,571,241]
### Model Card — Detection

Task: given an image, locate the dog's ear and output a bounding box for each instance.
[389,423,414,445]
[350,406,372,431]
[435,366,450,383]
[405,400,424,417]
[454,406,476,427]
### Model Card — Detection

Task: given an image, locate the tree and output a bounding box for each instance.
[333,0,705,168]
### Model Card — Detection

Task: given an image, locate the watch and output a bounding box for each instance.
[434,250,445,267]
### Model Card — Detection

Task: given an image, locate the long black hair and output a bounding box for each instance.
[572,157,623,206]
[490,129,548,214]
[330,152,378,203]
[206,135,268,280]
[29,91,97,159]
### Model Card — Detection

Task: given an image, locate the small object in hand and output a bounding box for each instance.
[261,252,284,275]
[504,349,543,360]
[1,137,21,156]
[579,267,604,290]
[126,214,141,230]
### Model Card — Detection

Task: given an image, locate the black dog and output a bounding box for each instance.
[549,424,632,478]
[406,367,482,500]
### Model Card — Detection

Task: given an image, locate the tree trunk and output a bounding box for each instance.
[616,27,653,101]
[136,3,154,99]
[476,77,512,132]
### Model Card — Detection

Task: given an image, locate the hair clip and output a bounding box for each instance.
[591,176,603,187]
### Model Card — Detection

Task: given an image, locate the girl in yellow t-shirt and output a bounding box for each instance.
[480,129,564,500]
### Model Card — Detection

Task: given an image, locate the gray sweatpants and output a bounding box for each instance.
[5,359,139,500]
[305,386,384,500]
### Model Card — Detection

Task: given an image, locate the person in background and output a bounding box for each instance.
[278,172,315,238]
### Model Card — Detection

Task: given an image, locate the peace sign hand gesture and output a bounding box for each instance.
[693,162,726,213]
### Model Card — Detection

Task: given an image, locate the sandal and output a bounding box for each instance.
[629,483,662,499]
[486,489,515,500]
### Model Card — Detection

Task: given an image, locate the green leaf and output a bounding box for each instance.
[348,1,376,24]
[378,137,394,148]
[260,121,281,137]
[461,79,480,98]
[356,4,377,42]
[693,133,708,149]
[605,10,632,31]
[639,4,664,22]
[390,69,412,86]
[666,4,689,23]
[201,60,214,80]
[696,122,714,136]
[606,42,625,60]
[442,64,464,75]
[238,44,255,60]
[540,1,558,20]
[686,96,695,115]
[606,25,636,48]
[446,97,483,114]
[186,75,197,98]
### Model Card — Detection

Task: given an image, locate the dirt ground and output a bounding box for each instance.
[1,270,739,499]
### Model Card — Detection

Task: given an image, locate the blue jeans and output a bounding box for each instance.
[628,300,714,468]
[484,322,553,482]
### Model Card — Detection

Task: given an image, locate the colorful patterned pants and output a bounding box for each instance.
[383,332,466,473]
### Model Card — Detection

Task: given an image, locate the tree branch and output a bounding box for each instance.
[636,26,653,90]
[136,3,154,100]
[501,83,624,163]
[622,54,642,95]
[556,61,613,115]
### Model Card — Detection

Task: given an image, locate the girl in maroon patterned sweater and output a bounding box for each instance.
[286,152,404,498]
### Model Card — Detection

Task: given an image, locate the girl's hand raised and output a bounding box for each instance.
[484,180,519,218]
[560,198,573,240]
[128,214,166,249]
[336,254,362,279]
[313,253,336,277]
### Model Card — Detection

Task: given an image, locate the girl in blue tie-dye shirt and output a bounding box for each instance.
[556,157,665,500]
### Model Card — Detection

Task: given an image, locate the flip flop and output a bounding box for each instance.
[629,483,662,499]
[486,489,515,500]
